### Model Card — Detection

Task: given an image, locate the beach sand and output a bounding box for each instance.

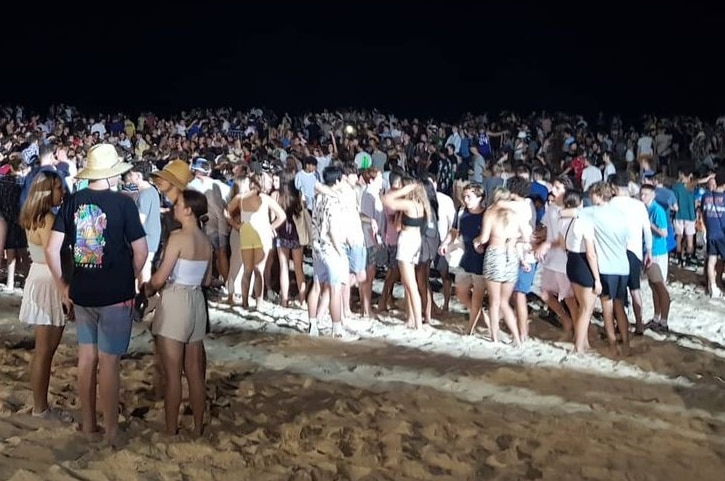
[1,265,725,480]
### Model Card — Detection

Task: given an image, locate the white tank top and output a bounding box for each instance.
[170,259,208,286]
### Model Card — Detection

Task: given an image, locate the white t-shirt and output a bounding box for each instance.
[436,192,456,241]
[603,163,616,180]
[562,215,593,254]
[637,136,654,156]
[610,196,652,260]
[542,204,568,273]
[581,165,603,192]
[509,198,536,264]
[580,204,630,276]
[340,183,365,246]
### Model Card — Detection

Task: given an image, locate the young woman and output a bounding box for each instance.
[439,183,486,335]
[224,169,250,304]
[561,189,601,353]
[382,177,432,330]
[275,177,308,308]
[144,189,213,436]
[359,168,386,317]
[18,171,68,419]
[0,154,28,291]
[474,188,523,346]
[227,173,286,310]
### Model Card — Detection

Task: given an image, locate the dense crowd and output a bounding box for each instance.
[2,104,724,444]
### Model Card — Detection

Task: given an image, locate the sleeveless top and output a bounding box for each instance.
[170,259,208,286]
[27,241,46,264]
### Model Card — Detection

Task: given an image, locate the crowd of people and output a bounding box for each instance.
[1,104,724,443]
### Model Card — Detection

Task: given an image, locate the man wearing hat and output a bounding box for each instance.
[149,159,194,256]
[188,157,231,286]
[45,143,148,446]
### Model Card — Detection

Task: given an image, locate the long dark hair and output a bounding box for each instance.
[422,177,439,219]
[277,178,303,219]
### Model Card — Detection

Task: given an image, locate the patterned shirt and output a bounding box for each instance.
[311,192,343,257]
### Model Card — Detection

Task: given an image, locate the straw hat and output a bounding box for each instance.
[76,144,133,180]
[150,159,193,191]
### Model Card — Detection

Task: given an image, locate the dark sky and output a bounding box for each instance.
[3,3,721,120]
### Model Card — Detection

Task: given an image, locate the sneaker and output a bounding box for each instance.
[650,322,670,334]
[308,321,319,337]
[32,407,74,423]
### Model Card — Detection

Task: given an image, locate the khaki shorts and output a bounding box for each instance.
[673,219,696,236]
[152,284,208,343]
[455,271,487,290]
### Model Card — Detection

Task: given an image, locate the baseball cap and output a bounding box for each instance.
[190,158,210,175]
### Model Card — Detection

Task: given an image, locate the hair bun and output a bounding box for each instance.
[199,213,210,224]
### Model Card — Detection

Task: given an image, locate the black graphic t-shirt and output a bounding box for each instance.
[53,188,146,307]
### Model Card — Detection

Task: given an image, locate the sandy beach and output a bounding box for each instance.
[1,266,725,481]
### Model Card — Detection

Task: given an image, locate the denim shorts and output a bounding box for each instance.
[514,262,538,294]
[313,253,349,286]
[345,244,367,274]
[75,300,134,355]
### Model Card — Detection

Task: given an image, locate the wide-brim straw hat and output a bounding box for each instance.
[150,159,193,191]
[76,144,133,180]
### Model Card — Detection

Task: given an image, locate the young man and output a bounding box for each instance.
[611,172,653,335]
[701,171,725,298]
[122,165,161,284]
[535,175,577,338]
[307,166,351,338]
[640,184,671,332]
[46,144,148,446]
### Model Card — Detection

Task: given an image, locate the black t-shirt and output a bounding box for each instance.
[53,188,146,307]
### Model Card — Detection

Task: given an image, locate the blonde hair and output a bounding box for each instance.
[19,172,62,231]
[492,187,511,203]
[402,178,433,223]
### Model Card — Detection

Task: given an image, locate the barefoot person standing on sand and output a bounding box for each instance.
[142,189,212,436]
[46,144,148,446]
[18,171,68,419]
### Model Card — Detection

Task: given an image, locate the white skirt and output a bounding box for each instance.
[19,263,65,327]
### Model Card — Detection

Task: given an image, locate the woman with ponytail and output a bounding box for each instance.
[142,189,212,437]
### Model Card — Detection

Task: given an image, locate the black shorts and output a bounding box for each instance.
[707,237,725,259]
[600,274,628,302]
[566,252,594,288]
[626,250,642,290]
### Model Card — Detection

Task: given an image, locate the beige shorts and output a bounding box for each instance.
[673,219,696,236]
[455,271,487,290]
[152,284,208,343]
[540,268,573,300]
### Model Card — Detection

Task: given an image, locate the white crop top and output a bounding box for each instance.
[170,259,208,286]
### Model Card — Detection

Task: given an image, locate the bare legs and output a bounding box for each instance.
[241,247,268,309]
[571,283,595,353]
[398,261,422,329]
[486,280,521,346]
[31,326,64,413]
[77,345,124,445]
[156,337,206,436]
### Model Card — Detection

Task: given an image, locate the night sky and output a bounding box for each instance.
[3,3,721,119]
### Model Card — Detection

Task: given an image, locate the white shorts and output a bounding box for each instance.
[673,219,696,236]
[653,254,669,283]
